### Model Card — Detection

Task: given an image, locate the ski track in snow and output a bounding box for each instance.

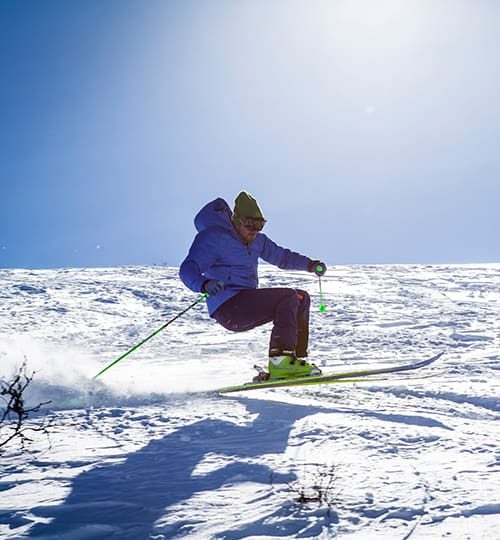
[0,264,499,539]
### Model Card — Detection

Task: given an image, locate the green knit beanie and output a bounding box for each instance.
[232,191,265,224]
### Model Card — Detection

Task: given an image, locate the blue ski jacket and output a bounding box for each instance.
[179,198,312,316]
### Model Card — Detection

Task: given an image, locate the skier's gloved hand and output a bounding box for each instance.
[202,279,225,296]
[308,260,327,277]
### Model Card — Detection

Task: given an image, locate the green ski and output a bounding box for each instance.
[215,352,444,394]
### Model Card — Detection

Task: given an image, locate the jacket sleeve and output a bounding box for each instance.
[179,230,219,293]
[259,235,311,271]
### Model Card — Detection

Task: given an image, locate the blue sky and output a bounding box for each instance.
[1,0,499,269]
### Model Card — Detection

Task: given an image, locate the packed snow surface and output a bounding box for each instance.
[0,264,499,539]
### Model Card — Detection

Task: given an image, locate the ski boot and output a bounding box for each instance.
[268,351,322,379]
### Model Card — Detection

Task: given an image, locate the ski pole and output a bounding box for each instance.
[318,275,327,312]
[93,292,208,379]
[312,262,327,312]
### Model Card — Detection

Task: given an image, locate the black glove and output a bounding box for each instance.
[308,260,327,277]
[202,279,225,296]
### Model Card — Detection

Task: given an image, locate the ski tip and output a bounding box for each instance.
[416,351,444,366]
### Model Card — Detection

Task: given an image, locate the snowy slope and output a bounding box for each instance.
[0,264,499,539]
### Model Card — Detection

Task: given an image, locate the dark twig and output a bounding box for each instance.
[0,360,52,453]
[286,463,342,517]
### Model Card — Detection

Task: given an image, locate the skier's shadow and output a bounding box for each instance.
[28,398,325,539]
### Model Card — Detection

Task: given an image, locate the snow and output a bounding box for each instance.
[0,264,499,539]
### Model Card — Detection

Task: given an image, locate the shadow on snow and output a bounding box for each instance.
[28,398,327,539]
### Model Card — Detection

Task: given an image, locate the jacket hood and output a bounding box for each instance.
[194,198,233,233]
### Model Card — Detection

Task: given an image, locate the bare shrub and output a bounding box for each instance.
[286,463,342,517]
[0,361,52,453]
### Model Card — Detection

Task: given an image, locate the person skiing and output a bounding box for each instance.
[179,191,327,380]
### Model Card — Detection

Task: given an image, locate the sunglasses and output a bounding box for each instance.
[237,214,267,232]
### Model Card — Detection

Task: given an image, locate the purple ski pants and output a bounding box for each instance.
[212,288,311,357]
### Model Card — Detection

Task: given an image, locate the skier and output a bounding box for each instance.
[179,191,327,380]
